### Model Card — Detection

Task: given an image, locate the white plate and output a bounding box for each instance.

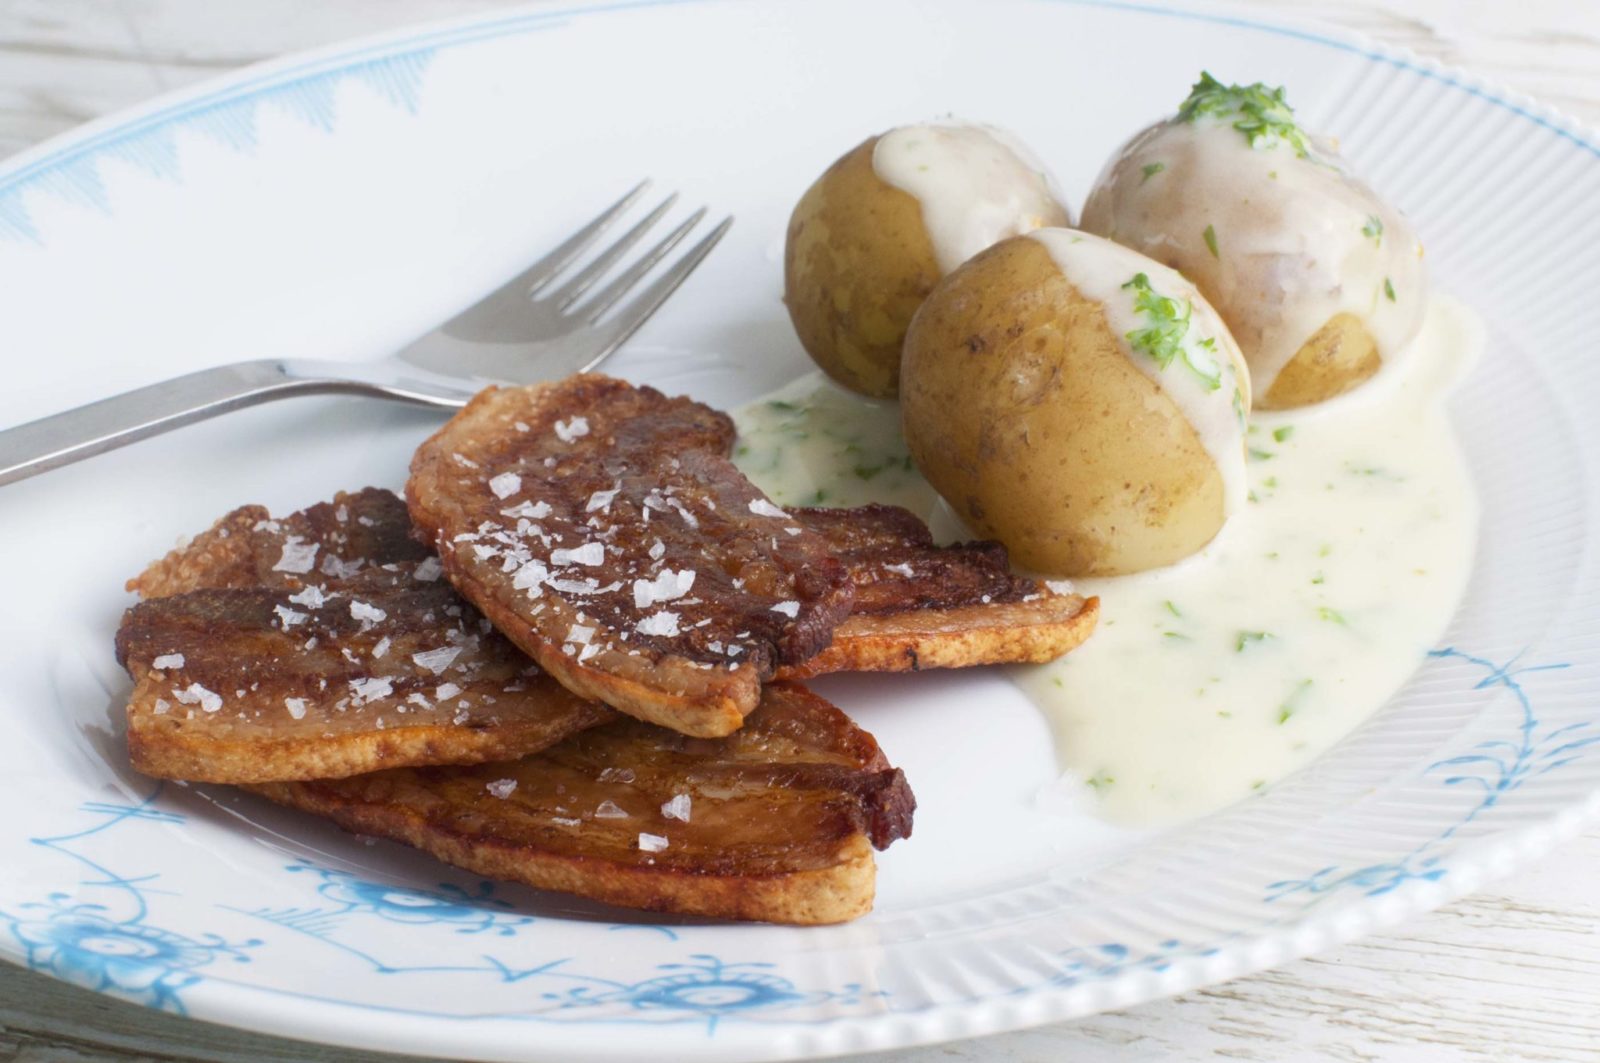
[1,1,1597,1059]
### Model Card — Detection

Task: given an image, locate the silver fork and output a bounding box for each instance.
[0,182,731,488]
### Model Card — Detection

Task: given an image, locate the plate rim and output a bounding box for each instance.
[2,0,1599,1059]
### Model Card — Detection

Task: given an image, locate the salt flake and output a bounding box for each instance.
[660,794,692,822]
[272,537,318,574]
[636,611,680,637]
[489,472,522,499]
[554,416,590,443]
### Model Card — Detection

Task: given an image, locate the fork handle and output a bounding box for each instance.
[1,360,378,488]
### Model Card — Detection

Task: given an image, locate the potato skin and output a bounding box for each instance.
[1265,313,1379,408]
[782,136,944,399]
[900,236,1226,577]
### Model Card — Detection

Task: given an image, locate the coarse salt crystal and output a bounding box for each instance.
[551,543,605,566]
[884,563,915,577]
[153,699,171,715]
[636,611,680,637]
[413,646,462,674]
[566,624,595,645]
[512,560,550,593]
[288,585,327,608]
[632,568,696,609]
[594,800,629,819]
[638,832,669,853]
[648,539,665,561]
[747,498,787,519]
[322,556,366,579]
[770,600,800,618]
[1044,579,1075,595]
[413,557,443,582]
[486,778,518,799]
[660,794,692,822]
[489,472,522,499]
[349,677,393,705]
[350,600,388,623]
[272,537,318,574]
[151,653,185,670]
[554,416,590,442]
[284,697,308,720]
[274,605,307,628]
[175,683,222,713]
[435,682,462,700]
[502,500,553,520]
[586,484,621,512]
[372,636,391,659]
[514,421,530,432]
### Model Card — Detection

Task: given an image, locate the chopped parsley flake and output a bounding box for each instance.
[1164,600,1182,618]
[1177,72,1312,157]
[1203,224,1220,259]
[1363,215,1384,245]
[1272,425,1295,443]
[1141,161,1166,182]
[1384,277,1397,302]
[1121,272,1222,389]
[1277,678,1314,724]
[1317,606,1348,625]
[1235,630,1272,652]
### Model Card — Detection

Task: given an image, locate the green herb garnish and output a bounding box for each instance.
[1277,678,1314,724]
[1164,600,1182,618]
[1203,224,1220,259]
[1248,447,1275,461]
[1177,72,1312,158]
[1363,215,1384,246]
[1121,272,1222,389]
[1317,606,1348,625]
[1236,630,1272,652]
[1086,772,1115,793]
[1384,277,1397,302]
[766,399,800,412]
[1141,161,1166,182]
[1272,425,1295,443]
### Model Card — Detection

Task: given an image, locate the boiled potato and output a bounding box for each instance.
[784,122,1069,398]
[1081,73,1426,409]
[901,230,1249,577]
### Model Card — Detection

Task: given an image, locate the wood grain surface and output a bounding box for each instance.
[3,2,1599,1061]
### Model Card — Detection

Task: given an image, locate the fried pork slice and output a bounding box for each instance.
[251,682,914,925]
[778,505,1100,678]
[407,375,856,739]
[117,490,614,782]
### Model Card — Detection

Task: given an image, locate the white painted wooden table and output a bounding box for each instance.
[3,2,1598,1060]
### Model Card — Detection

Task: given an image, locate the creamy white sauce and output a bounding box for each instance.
[730,374,939,520]
[873,121,1071,274]
[733,297,1479,829]
[1027,228,1251,515]
[1081,118,1427,396]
